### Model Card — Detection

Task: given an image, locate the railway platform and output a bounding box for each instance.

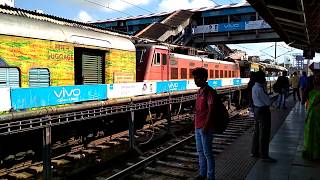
[212,95,320,180]
[246,102,320,180]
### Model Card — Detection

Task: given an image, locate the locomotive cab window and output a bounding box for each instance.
[153,53,161,65]
[0,67,20,88]
[162,54,167,65]
[29,68,50,87]
[136,48,146,63]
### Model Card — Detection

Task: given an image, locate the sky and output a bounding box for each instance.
[13,0,320,63]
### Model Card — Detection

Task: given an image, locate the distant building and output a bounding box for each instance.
[0,0,14,7]
[248,56,260,62]
[229,50,246,60]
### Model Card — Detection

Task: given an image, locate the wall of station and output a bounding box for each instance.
[0,78,250,112]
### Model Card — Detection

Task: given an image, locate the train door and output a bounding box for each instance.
[154,48,169,81]
[74,48,105,85]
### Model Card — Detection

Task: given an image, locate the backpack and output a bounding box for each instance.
[204,87,230,134]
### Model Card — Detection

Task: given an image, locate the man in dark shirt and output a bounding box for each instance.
[276,71,290,109]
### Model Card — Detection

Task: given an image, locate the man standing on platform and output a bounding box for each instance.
[251,71,277,162]
[193,68,215,180]
[276,71,290,109]
[291,72,301,101]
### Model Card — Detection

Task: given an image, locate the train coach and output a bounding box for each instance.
[0,5,136,88]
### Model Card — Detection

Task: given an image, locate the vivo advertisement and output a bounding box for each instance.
[208,80,222,88]
[193,20,271,34]
[233,79,242,86]
[218,22,245,32]
[156,81,187,93]
[11,85,107,110]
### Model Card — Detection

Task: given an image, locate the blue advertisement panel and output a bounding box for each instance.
[233,79,242,86]
[156,81,187,93]
[11,85,107,110]
[208,80,222,88]
[218,22,245,32]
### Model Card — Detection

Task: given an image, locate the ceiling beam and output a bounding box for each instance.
[275,17,305,26]
[300,0,311,44]
[282,28,304,36]
[267,4,303,15]
[277,21,305,29]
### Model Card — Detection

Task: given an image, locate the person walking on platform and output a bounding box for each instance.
[251,71,276,162]
[300,71,308,104]
[193,68,215,180]
[303,67,320,160]
[290,72,301,101]
[275,71,290,109]
[247,72,256,117]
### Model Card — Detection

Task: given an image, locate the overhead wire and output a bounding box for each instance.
[118,0,153,13]
[83,0,133,16]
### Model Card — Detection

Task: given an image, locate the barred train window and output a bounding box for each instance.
[209,70,214,78]
[189,69,194,78]
[171,68,178,79]
[29,68,50,87]
[215,70,219,78]
[181,68,187,79]
[0,67,20,88]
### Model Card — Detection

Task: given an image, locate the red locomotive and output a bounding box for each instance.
[135,44,240,82]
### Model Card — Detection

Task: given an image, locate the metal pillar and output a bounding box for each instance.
[128,103,135,149]
[43,126,52,180]
[306,58,310,75]
[128,102,142,154]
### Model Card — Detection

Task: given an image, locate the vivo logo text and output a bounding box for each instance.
[224,24,239,29]
[168,83,179,89]
[54,88,81,98]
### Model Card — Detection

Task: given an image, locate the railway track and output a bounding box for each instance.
[94,110,254,180]
[0,113,194,179]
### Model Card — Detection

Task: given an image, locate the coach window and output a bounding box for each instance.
[209,70,214,78]
[162,54,167,65]
[215,70,219,78]
[29,68,50,87]
[0,67,20,88]
[224,71,228,78]
[153,53,161,65]
[220,70,223,78]
[232,71,235,77]
[181,68,187,79]
[229,71,232,78]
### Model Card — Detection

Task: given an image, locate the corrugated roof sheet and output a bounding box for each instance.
[0,5,130,38]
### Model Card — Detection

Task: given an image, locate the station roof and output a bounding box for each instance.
[247,0,320,52]
[94,2,251,23]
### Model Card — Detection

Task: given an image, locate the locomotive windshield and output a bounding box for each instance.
[136,47,146,63]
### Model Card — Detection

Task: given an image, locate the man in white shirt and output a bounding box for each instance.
[251,71,276,163]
